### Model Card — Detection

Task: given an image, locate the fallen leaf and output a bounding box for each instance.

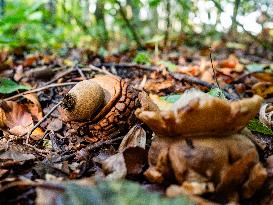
[24,93,43,121]
[102,153,127,180]
[0,150,35,161]
[119,124,146,152]
[252,82,273,98]
[5,102,33,136]
[4,101,44,139]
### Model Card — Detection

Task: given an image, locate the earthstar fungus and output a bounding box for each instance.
[136,90,267,202]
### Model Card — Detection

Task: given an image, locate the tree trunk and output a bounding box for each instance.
[164,0,171,47]
[0,0,5,16]
[116,0,142,48]
[95,0,108,48]
[230,0,240,35]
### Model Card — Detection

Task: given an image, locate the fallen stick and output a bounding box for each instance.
[4,82,77,101]
[24,101,62,144]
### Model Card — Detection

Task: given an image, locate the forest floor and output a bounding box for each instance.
[0,40,273,205]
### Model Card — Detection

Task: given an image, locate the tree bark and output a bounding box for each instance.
[95,0,108,48]
[164,0,171,47]
[230,0,240,34]
[116,0,142,48]
[0,0,5,16]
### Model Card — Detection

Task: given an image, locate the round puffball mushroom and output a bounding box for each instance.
[61,80,105,121]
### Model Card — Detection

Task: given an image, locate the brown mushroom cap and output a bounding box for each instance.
[90,75,122,122]
[136,90,263,138]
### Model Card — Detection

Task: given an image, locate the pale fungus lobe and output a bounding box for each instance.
[61,80,105,121]
[135,89,267,202]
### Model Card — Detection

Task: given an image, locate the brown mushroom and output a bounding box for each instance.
[60,75,139,141]
[136,89,267,202]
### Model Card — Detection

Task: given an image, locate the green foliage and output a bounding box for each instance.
[208,88,226,99]
[160,94,181,103]
[133,52,151,65]
[247,119,273,136]
[0,78,30,94]
[62,180,195,205]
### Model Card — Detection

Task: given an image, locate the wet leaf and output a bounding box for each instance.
[247,119,273,136]
[0,78,30,94]
[0,150,35,161]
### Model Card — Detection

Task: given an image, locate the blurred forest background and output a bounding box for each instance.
[0,0,272,54]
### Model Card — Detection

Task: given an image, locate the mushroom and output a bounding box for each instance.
[60,75,139,141]
[136,89,267,202]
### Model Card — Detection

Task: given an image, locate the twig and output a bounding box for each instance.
[209,47,220,89]
[170,72,214,89]
[25,101,62,144]
[44,67,75,86]
[170,73,237,100]
[85,136,124,152]
[95,63,160,72]
[23,143,49,157]
[83,64,116,76]
[4,82,77,101]
[231,71,261,84]
[76,67,87,80]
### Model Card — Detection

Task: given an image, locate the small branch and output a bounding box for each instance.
[85,64,116,76]
[76,67,87,80]
[209,48,220,88]
[44,67,75,86]
[95,63,160,72]
[85,136,124,152]
[23,143,49,157]
[25,101,62,144]
[4,82,77,101]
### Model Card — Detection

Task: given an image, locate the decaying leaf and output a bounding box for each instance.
[136,89,263,137]
[101,125,147,179]
[252,82,273,98]
[0,101,44,139]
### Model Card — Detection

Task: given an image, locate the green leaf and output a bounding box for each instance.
[133,52,151,65]
[62,180,195,205]
[0,78,30,94]
[247,119,273,136]
[246,64,267,73]
[157,60,177,72]
[160,94,181,103]
[208,88,226,99]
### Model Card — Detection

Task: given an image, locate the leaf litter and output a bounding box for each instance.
[0,45,272,204]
